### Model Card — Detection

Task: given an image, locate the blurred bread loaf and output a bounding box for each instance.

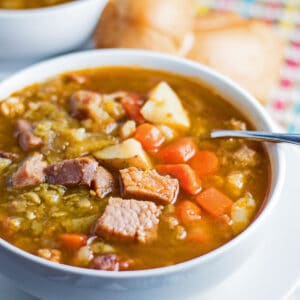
[95,3,285,102]
[94,0,197,55]
[188,12,285,102]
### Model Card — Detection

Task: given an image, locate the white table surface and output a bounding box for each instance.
[0,64,300,300]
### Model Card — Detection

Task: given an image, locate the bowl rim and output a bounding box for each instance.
[0,0,102,16]
[0,49,286,279]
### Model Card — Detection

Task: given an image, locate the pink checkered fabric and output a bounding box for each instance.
[198,0,300,132]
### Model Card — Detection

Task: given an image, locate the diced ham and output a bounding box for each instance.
[14,119,43,151]
[93,197,162,243]
[45,157,98,186]
[91,166,115,199]
[92,254,131,271]
[120,167,179,204]
[70,90,102,120]
[0,151,19,160]
[10,153,46,188]
[233,145,258,167]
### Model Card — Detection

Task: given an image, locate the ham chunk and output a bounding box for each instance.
[94,197,162,243]
[45,157,97,186]
[14,119,43,151]
[10,153,46,188]
[233,145,258,167]
[120,167,179,204]
[91,166,115,199]
[70,90,102,120]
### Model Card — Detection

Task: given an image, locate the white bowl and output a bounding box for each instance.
[0,50,285,300]
[0,0,107,60]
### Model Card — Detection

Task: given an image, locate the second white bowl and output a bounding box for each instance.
[0,0,107,60]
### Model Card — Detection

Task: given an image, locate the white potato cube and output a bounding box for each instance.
[120,120,136,139]
[231,192,256,234]
[94,138,152,170]
[141,82,190,129]
[226,171,246,197]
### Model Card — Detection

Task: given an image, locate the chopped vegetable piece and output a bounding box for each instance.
[226,171,246,197]
[0,158,12,172]
[94,138,152,170]
[37,248,61,263]
[157,137,197,164]
[74,246,94,266]
[231,192,256,234]
[156,164,202,195]
[187,224,211,244]
[120,120,136,139]
[196,188,233,217]
[176,200,201,225]
[121,94,145,123]
[189,151,219,176]
[59,233,88,251]
[157,125,177,142]
[141,82,190,129]
[134,123,165,152]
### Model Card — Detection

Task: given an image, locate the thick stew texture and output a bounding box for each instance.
[0,67,269,271]
[0,0,72,9]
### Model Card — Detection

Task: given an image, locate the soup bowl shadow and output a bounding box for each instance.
[0,50,285,300]
[0,0,107,60]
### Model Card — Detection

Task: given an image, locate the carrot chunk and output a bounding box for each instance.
[157,137,197,164]
[121,94,145,123]
[156,164,202,195]
[196,188,233,217]
[189,151,219,176]
[59,233,88,251]
[134,123,165,152]
[176,200,201,225]
[187,223,211,244]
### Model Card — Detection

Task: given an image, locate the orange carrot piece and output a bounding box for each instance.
[189,151,219,176]
[121,94,145,123]
[134,123,165,152]
[157,137,197,164]
[187,223,211,244]
[59,233,88,251]
[196,188,233,217]
[156,164,202,195]
[176,200,201,225]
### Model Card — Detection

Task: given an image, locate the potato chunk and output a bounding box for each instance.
[93,138,152,170]
[231,192,256,234]
[141,82,190,129]
[226,171,246,197]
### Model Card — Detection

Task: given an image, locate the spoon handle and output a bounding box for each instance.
[211,130,300,145]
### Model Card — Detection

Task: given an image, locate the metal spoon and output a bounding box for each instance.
[211,130,300,145]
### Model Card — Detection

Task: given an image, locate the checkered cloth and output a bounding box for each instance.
[198,0,300,132]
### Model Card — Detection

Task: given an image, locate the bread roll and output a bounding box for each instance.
[94,0,196,54]
[188,13,285,102]
[194,12,244,31]
[95,4,285,103]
